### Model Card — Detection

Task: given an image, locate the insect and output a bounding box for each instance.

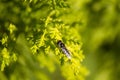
[57,40,71,59]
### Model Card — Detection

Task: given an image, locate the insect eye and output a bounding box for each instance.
[57,40,62,45]
[60,43,64,47]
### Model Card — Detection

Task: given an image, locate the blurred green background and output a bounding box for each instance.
[80,0,120,80]
[0,0,120,80]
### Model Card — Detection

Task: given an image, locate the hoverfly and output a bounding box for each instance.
[57,40,71,59]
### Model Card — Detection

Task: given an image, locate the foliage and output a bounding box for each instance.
[1,0,119,80]
[0,0,88,80]
[80,0,120,80]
